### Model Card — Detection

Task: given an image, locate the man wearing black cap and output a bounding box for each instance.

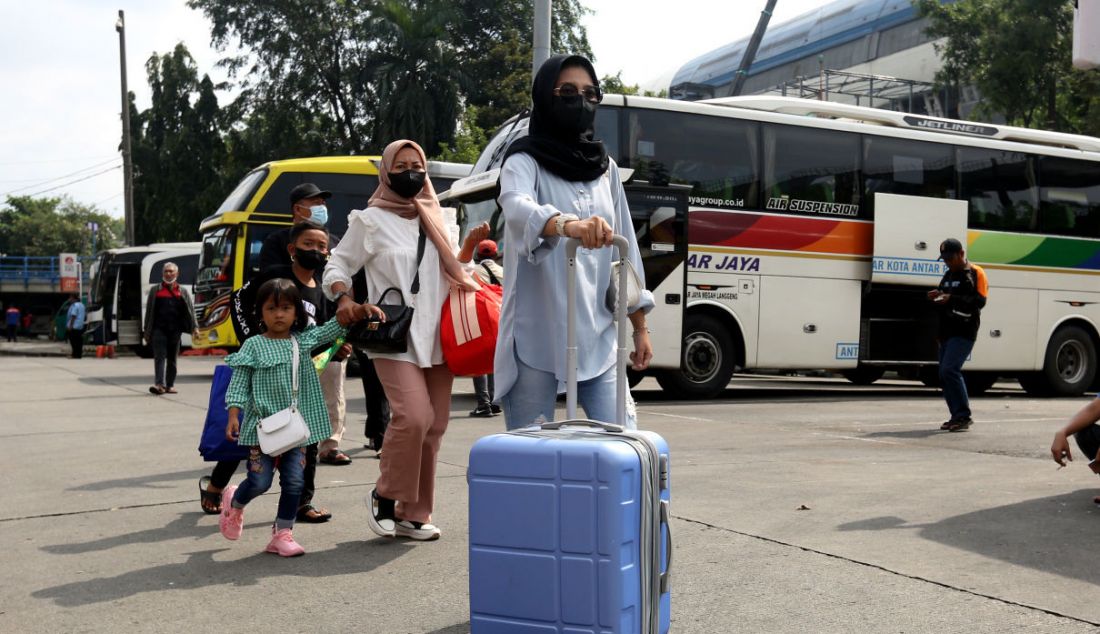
[258,183,332,270]
[927,238,988,432]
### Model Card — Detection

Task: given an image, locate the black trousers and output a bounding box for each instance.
[5,324,16,342]
[67,327,84,358]
[1075,424,1100,462]
[152,329,181,388]
[208,442,319,511]
[354,348,390,446]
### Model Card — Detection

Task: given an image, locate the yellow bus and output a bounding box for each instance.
[192,156,470,350]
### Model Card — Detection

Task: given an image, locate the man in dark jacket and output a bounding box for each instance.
[143,262,197,394]
[928,238,988,432]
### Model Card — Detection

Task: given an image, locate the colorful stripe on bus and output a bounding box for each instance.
[689,209,1100,271]
[689,209,873,256]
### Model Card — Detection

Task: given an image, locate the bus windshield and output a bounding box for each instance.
[215,169,267,215]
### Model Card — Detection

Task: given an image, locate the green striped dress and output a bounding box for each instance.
[225,319,347,448]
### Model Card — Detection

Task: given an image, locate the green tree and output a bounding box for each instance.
[916,0,1100,133]
[131,44,228,244]
[368,0,468,156]
[188,0,379,152]
[0,196,123,257]
[434,105,491,164]
[451,0,594,132]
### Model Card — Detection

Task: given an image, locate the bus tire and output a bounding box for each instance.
[1021,326,1097,397]
[963,371,998,396]
[841,366,885,385]
[136,344,154,359]
[655,313,736,399]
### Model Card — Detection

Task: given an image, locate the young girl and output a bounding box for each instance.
[219,278,379,556]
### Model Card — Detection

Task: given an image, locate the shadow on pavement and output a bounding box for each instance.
[423,623,470,634]
[860,429,946,439]
[32,539,413,607]
[78,374,214,387]
[837,489,1100,585]
[38,512,272,555]
[68,468,210,492]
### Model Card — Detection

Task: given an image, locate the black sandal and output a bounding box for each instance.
[296,504,332,523]
[198,476,221,515]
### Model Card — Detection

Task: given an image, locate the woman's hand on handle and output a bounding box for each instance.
[631,329,653,371]
[359,303,386,322]
[564,216,614,249]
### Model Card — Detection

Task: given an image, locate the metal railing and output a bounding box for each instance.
[0,256,93,286]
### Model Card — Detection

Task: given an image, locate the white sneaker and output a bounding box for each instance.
[366,490,396,538]
[394,520,441,541]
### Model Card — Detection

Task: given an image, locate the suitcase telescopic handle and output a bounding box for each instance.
[660,499,673,594]
[539,419,624,433]
[565,235,631,422]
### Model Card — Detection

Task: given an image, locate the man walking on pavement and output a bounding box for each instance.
[469,239,503,417]
[928,238,988,432]
[65,294,85,358]
[143,262,198,394]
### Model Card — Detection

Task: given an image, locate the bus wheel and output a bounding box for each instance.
[841,366,885,385]
[1021,326,1097,397]
[655,313,736,399]
[963,372,998,396]
[136,344,154,359]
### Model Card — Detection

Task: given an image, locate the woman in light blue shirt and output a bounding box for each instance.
[496,54,654,430]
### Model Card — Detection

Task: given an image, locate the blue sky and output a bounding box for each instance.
[0,0,822,221]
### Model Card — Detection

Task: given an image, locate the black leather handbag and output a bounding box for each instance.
[347,229,426,354]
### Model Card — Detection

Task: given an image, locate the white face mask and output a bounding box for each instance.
[309,204,329,226]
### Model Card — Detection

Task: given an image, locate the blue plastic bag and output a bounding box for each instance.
[197,365,250,462]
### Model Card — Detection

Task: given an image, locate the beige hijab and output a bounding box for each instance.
[369,140,478,290]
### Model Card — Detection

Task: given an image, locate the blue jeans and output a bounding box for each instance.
[502,358,636,431]
[938,336,975,420]
[232,446,307,527]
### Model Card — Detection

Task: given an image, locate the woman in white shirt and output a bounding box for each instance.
[324,140,485,541]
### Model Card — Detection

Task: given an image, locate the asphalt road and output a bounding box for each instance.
[2,355,1099,633]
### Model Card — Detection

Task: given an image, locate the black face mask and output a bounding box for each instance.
[550,95,598,137]
[294,248,328,271]
[389,170,427,199]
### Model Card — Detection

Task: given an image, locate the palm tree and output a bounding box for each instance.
[367,0,469,156]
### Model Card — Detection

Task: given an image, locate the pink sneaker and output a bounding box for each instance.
[218,485,243,540]
[265,527,305,557]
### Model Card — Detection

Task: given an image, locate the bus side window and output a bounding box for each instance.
[763,124,861,216]
[959,148,1038,232]
[625,110,758,210]
[1039,156,1100,239]
[863,136,956,219]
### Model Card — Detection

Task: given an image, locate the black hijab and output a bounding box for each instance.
[503,54,610,182]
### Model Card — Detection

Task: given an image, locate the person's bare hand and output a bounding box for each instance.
[333,343,353,361]
[335,296,359,326]
[565,216,614,249]
[630,330,653,371]
[360,303,386,322]
[464,222,491,249]
[927,290,941,300]
[1051,432,1072,466]
[226,416,240,442]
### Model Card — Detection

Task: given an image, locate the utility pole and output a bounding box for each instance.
[116,10,135,246]
[533,0,551,77]
[728,0,778,97]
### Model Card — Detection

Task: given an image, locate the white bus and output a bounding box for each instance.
[442,95,1100,399]
[87,242,201,356]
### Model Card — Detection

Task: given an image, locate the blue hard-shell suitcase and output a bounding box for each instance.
[468,236,673,633]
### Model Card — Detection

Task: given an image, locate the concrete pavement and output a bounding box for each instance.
[2,355,1099,633]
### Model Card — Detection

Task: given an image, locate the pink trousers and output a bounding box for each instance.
[372,359,454,524]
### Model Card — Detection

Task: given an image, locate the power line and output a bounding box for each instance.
[15,166,123,199]
[2,159,122,197]
[0,153,119,167]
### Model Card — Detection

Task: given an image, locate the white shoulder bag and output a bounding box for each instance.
[257,336,310,456]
